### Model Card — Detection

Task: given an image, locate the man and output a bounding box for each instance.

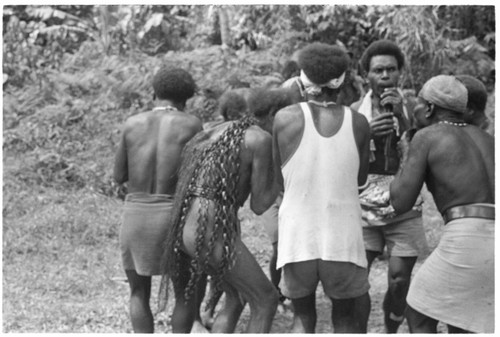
[455,74,490,130]
[247,88,292,306]
[113,66,202,333]
[273,42,371,333]
[390,75,494,333]
[198,87,292,330]
[282,51,362,107]
[350,39,427,333]
[160,88,285,333]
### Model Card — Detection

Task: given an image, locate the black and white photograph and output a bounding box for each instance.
[2,3,495,333]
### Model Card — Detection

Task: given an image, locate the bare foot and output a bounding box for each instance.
[190,320,210,334]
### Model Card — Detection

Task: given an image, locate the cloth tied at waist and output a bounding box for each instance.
[125,193,173,204]
[443,203,495,224]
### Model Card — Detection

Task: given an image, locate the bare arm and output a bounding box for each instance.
[272,114,285,192]
[352,111,371,188]
[272,105,302,192]
[113,125,128,184]
[390,130,430,213]
[250,132,278,215]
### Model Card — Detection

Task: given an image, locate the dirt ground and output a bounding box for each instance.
[155,203,432,333]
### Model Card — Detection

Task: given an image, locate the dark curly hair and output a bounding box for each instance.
[217,90,248,121]
[297,43,350,85]
[360,39,405,74]
[456,75,487,113]
[247,87,293,117]
[281,60,300,81]
[152,66,196,102]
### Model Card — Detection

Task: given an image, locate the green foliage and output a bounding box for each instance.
[3,4,495,197]
[375,6,495,90]
[95,5,199,55]
[3,38,286,196]
[3,5,97,88]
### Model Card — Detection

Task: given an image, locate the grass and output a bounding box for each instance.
[3,174,446,333]
[3,45,492,331]
[3,187,127,332]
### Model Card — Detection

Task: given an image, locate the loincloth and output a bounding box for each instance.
[407,215,494,333]
[120,193,173,276]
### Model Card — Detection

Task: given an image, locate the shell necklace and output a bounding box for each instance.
[438,120,468,127]
[153,106,177,112]
[308,100,337,108]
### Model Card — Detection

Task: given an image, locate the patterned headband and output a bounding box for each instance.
[300,70,346,96]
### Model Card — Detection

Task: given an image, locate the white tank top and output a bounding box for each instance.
[277,103,367,269]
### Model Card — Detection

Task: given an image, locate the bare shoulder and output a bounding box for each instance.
[245,125,272,147]
[274,104,301,128]
[350,108,369,128]
[171,111,202,128]
[160,112,202,135]
[122,111,149,132]
[350,99,362,111]
[411,125,443,152]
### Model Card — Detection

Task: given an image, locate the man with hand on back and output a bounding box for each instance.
[390,75,494,333]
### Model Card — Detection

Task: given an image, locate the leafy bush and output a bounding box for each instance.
[3,5,495,198]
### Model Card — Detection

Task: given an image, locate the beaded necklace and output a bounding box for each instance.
[153,105,177,112]
[308,100,337,108]
[438,120,468,127]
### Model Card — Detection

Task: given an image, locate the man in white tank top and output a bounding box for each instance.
[273,43,372,333]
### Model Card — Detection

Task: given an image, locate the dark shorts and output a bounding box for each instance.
[281,259,370,300]
[259,200,279,244]
[363,216,428,257]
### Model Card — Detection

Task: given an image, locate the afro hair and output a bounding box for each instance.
[152,66,196,102]
[247,87,293,118]
[297,43,350,85]
[217,90,248,121]
[456,75,487,113]
[360,39,405,74]
[281,60,300,81]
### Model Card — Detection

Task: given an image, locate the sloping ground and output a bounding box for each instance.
[3,42,494,332]
[2,182,442,333]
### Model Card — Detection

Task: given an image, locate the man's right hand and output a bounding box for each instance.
[370,113,395,138]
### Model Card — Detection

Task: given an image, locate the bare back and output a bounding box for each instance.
[177,119,276,283]
[187,121,276,214]
[114,109,202,195]
[391,124,494,214]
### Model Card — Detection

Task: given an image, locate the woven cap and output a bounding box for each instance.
[418,75,468,113]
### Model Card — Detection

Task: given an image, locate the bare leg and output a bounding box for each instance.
[181,202,277,332]
[220,237,279,333]
[384,256,417,333]
[200,277,222,329]
[125,270,154,333]
[171,253,205,333]
[190,274,209,333]
[269,243,281,290]
[365,250,379,271]
[291,293,316,333]
[447,325,471,333]
[211,282,246,333]
[406,305,438,333]
[331,292,370,333]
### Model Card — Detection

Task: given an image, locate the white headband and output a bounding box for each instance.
[300,70,346,96]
